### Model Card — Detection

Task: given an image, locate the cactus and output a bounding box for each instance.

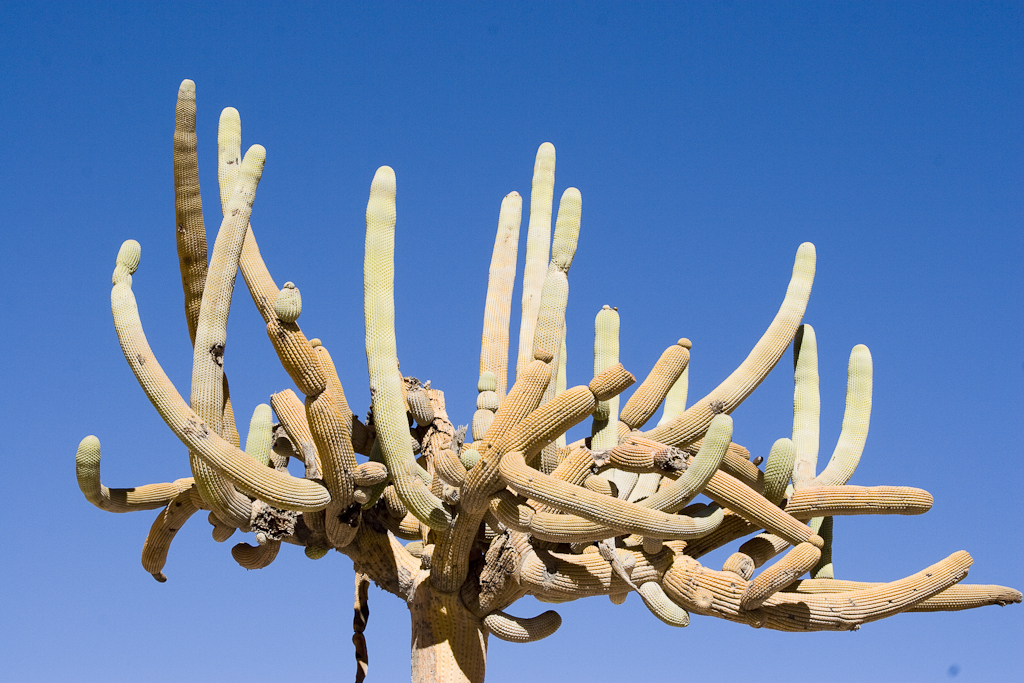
[76,81,1020,683]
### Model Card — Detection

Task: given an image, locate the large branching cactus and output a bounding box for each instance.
[76,80,1020,683]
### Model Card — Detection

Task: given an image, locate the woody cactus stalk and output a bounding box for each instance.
[76,80,1020,683]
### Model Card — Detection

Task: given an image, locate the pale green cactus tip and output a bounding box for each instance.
[460,448,481,470]
[116,240,141,273]
[274,281,302,323]
[478,371,498,393]
[178,79,195,95]
[76,435,101,466]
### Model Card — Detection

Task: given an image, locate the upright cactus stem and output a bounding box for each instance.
[77,80,1019,683]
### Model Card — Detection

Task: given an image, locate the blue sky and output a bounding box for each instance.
[1,2,1021,681]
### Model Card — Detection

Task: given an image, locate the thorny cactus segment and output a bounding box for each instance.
[78,80,1019,683]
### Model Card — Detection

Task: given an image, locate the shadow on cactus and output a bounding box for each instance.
[76,80,1021,683]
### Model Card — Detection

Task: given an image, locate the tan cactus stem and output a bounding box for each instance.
[364,166,450,531]
[703,471,823,547]
[620,341,691,430]
[76,436,193,512]
[662,550,973,631]
[480,192,523,400]
[270,389,322,478]
[483,610,562,643]
[172,79,208,345]
[109,242,330,512]
[516,142,556,377]
[305,391,360,547]
[409,579,488,683]
[783,485,932,519]
[188,144,268,529]
[783,580,1023,611]
[500,451,724,540]
[637,581,691,627]
[141,488,199,582]
[812,515,834,579]
[656,339,691,427]
[644,243,816,448]
[740,542,822,610]
[231,540,281,569]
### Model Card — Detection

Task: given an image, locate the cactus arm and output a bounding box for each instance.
[656,343,690,427]
[483,610,562,643]
[703,471,823,547]
[637,581,691,627]
[517,545,675,602]
[644,243,816,448]
[363,166,450,531]
[783,580,1022,611]
[75,435,194,512]
[532,187,581,377]
[555,330,568,448]
[636,414,732,513]
[762,437,797,504]
[172,79,208,346]
[812,515,834,578]
[620,340,691,430]
[109,241,330,511]
[591,306,621,451]
[231,540,281,569]
[663,550,973,631]
[516,142,557,377]
[783,485,932,519]
[811,344,872,487]
[500,450,724,540]
[739,541,821,610]
[791,324,821,488]
[244,404,273,467]
[480,191,523,400]
[140,488,199,582]
[270,389,322,478]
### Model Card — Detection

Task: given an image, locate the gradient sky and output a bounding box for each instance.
[2,2,1021,682]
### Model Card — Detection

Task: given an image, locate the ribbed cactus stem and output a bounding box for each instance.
[480,192,522,400]
[791,324,820,489]
[244,404,274,466]
[516,142,556,377]
[363,166,450,530]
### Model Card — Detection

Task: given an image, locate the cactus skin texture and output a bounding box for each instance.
[77,81,1020,683]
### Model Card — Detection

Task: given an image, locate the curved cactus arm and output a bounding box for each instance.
[703,470,823,548]
[656,342,690,427]
[109,241,330,512]
[516,142,557,377]
[517,544,675,602]
[186,144,269,529]
[791,324,821,488]
[480,191,523,401]
[140,487,200,582]
[635,414,732,513]
[500,451,724,540]
[739,541,821,610]
[270,389,321,478]
[172,79,208,346]
[231,540,281,569]
[75,435,194,513]
[811,344,873,487]
[621,340,691,430]
[637,581,691,627]
[483,609,562,643]
[783,485,932,519]
[644,243,816,448]
[363,166,450,531]
[783,579,1022,611]
[663,550,974,631]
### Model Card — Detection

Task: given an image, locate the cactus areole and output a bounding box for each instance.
[76,80,1021,683]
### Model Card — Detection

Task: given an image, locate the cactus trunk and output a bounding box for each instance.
[409,582,487,683]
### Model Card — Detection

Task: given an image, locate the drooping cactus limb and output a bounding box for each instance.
[140,488,199,582]
[231,540,281,569]
[783,485,932,519]
[364,166,450,531]
[656,340,691,427]
[480,192,522,400]
[637,581,691,627]
[782,579,1022,611]
[76,436,193,512]
[483,609,562,643]
[644,243,816,448]
[812,515,834,579]
[109,241,330,511]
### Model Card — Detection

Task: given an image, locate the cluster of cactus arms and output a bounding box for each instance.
[76,80,1020,683]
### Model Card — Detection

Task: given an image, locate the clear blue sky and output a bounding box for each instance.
[1,2,1021,681]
